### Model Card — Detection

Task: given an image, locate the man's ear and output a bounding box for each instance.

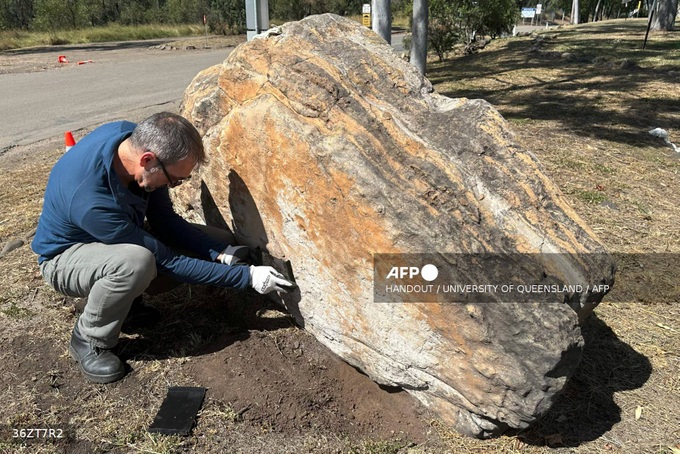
[139,151,156,168]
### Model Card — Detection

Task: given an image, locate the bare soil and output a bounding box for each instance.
[1,21,679,454]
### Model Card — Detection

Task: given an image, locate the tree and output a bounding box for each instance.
[478,0,517,37]
[268,0,362,20]
[211,0,246,33]
[0,0,35,30]
[410,0,428,74]
[417,0,515,62]
[33,0,86,30]
[571,0,580,24]
[651,0,678,30]
[427,0,457,61]
[372,0,391,43]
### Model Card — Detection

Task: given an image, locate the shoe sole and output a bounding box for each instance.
[68,345,126,384]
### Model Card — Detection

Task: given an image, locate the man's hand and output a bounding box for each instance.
[219,245,250,266]
[249,265,296,294]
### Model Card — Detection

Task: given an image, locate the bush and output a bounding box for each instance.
[210,0,246,34]
[404,0,518,62]
[428,0,459,61]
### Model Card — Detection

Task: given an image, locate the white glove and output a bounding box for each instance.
[219,245,250,265]
[249,265,296,294]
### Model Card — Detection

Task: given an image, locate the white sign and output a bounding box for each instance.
[536,3,542,13]
[362,3,371,13]
[521,7,536,18]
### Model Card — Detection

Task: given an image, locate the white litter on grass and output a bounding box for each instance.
[649,128,680,153]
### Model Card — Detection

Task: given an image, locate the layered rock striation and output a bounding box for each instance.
[178,14,615,437]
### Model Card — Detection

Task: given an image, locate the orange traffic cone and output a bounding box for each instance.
[65,132,76,152]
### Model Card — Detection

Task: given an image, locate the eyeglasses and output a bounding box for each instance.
[155,155,191,188]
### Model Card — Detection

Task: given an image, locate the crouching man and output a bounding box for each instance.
[31,112,294,384]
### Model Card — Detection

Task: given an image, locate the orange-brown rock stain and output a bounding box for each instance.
[179,15,614,436]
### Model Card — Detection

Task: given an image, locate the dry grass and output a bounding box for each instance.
[427,18,680,453]
[0,24,209,51]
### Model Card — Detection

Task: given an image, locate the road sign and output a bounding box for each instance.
[362,13,371,27]
[362,3,371,13]
[521,7,536,18]
[536,3,542,14]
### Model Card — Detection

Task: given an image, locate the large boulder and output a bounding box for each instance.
[177,14,615,438]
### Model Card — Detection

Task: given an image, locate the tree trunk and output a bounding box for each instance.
[594,0,602,21]
[372,0,391,44]
[410,0,428,75]
[651,0,679,30]
[571,0,580,24]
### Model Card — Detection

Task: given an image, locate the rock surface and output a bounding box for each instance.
[178,14,616,437]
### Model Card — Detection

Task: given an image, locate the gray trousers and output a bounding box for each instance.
[40,224,234,348]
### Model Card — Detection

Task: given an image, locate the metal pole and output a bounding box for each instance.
[643,6,655,49]
[204,15,208,48]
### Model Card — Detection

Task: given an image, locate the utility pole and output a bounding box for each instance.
[410,0,428,75]
[372,0,391,44]
[246,0,269,40]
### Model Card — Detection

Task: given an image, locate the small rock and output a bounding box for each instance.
[561,52,576,61]
[618,59,640,70]
[0,238,24,258]
[599,201,619,210]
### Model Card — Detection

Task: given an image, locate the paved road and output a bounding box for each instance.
[0,48,233,151]
[0,35,405,152]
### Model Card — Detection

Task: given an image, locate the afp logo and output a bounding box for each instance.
[386,264,439,282]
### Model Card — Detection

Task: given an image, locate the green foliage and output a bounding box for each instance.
[1,302,34,319]
[552,0,643,23]
[33,0,87,30]
[210,0,246,33]
[0,0,34,30]
[268,0,363,22]
[428,0,459,61]
[166,0,210,24]
[0,23,205,49]
[450,0,517,42]
[119,1,152,26]
[2,0,246,34]
[478,0,517,38]
[404,0,517,62]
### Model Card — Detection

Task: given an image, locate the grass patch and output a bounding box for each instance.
[426,23,680,449]
[349,439,409,454]
[576,190,608,204]
[0,23,206,51]
[104,431,184,453]
[1,302,35,319]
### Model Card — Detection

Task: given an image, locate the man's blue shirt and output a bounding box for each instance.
[31,121,249,289]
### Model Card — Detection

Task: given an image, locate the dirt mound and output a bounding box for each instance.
[186,327,431,442]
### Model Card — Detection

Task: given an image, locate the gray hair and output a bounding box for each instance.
[129,112,206,165]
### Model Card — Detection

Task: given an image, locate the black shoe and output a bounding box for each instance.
[69,324,125,384]
[121,296,161,333]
